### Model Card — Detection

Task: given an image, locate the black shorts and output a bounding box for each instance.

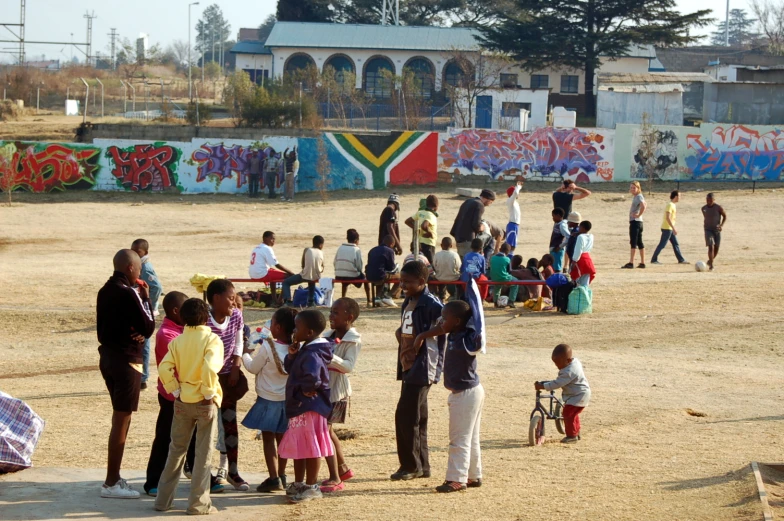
[629,221,644,249]
[704,229,721,247]
[99,355,142,413]
[335,276,363,289]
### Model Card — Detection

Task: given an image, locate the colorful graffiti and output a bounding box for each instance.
[0,141,100,192]
[438,128,614,183]
[190,143,287,189]
[106,143,182,191]
[685,125,784,180]
[632,129,679,180]
[298,136,368,192]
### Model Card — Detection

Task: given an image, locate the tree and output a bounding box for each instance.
[167,40,193,70]
[751,0,784,54]
[116,37,162,80]
[442,49,509,128]
[196,4,232,66]
[452,0,505,27]
[339,0,462,25]
[480,0,714,117]
[258,14,277,41]
[277,0,338,22]
[711,9,760,46]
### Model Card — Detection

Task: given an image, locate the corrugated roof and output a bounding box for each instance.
[599,83,684,93]
[599,72,713,84]
[624,45,656,59]
[265,22,481,51]
[229,40,271,55]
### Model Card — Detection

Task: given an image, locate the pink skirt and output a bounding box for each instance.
[278,411,334,459]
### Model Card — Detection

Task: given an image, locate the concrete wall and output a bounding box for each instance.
[703,83,784,125]
[597,91,684,129]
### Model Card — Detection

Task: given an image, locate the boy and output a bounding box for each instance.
[131,239,163,390]
[334,228,370,305]
[548,208,570,273]
[461,238,489,301]
[489,243,518,308]
[249,231,295,304]
[264,151,280,200]
[413,299,485,493]
[505,181,523,253]
[405,195,439,264]
[155,298,224,515]
[282,235,325,307]
[248,150,261,199]
[392,261,445,481]
[651,190,688,265]
[366,235,400,307]
[702,192,727,271]
[570,221,596,287]
[535,344,591,443]
[432,237,461,301]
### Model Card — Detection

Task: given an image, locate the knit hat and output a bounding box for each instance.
[387,194,400,209]
[506,186,516,198]
[480,189,496,201]
[567,211,582,223]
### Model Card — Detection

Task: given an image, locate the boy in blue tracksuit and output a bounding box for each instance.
[391,260,445,481]
[132,239,163,389]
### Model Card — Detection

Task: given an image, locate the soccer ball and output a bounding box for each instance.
[695,261,708,272]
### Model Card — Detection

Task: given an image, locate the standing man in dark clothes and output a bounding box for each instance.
[450,189,496,259]
[379,194,403,255]
[553,180,591,217]
[702,193,727,271]
[248,150,261,199]
[97,249,156,499]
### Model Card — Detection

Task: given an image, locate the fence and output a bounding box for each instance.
[316,102,454,132]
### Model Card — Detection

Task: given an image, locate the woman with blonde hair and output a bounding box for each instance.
[622,181,647,269]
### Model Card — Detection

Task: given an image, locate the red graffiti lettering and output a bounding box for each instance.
[1,143,99,193]
[108,144,179,191]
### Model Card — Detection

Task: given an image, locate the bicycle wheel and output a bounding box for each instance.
[528,411,545,446]
[554,403,565,435]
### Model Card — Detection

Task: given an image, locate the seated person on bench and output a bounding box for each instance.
[366,235,399,307]
[334,228,371,306]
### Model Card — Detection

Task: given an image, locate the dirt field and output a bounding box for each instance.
[1,185,782,521]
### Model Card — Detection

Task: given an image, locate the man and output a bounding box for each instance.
[450,189,496,259]
[379,194,403,255]
[97,249,156,498]
[651,190,688,265]
[405,195,439,264]
[553,179,591,217]
[248,150,261,199]
[249,231,295,304]
[702,193,727,271]
[264,151,280,200]
[283,147,297,202]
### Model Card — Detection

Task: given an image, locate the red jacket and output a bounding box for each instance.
[570,253,596,284]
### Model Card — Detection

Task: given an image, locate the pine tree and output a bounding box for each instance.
[710,9,760,46]
[276,0,339,22]
[195,4,231,64]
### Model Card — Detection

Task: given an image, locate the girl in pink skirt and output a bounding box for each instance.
[278,309,334,503]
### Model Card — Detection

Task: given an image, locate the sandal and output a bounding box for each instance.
[339,468,354,481]
[320,480,345,493]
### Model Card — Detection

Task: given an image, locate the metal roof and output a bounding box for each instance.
[623,45,656,59]
[599,72,713,83]
[599,83,684,93]
[229,40,271,55]
[265,22,481,52]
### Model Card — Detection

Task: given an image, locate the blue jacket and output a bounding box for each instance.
[283,338,333,419]
[397,289,446,386]
[139,257,163,311]
[461,251,486,278]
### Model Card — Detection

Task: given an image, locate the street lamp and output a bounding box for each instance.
[188,2,200,101]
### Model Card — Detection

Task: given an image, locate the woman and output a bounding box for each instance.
[622,181,647,269]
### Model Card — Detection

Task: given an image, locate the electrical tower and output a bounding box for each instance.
[84,11,97,67]
[382,0,399,26]
[108,28,118,70]
[0,0,26,64]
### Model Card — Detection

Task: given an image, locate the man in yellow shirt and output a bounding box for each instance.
[651,190,688,265]
[155,298,224,515]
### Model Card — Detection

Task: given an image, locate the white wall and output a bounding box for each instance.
[704,64,736,81]
[457,88,549,129]
[234,53,273,73]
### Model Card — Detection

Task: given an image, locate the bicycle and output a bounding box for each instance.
[528,389,565,446]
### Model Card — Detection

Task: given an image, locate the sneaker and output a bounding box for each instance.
[637,263,646,269]
[561,436,579,443]
[256,476,284,493]
[420,470,431,479]
[390,469,422,481]
[101,478,140,499]
[183,463,192,479]
[467,479,482,488]
[508,302,516,309]
[215,468,227,484]
[381,297,397,307]
[280,196,286,201]
[285,482,309,497]
[146,488,158,497]
[435,481,466,493]
[679,260,690,264]
[280,475,288,488]
[210,482,225,494]
[319,480,345,493]
[186,506,218,515]
[651,260,662,265]
[286,198,293,202]
[227,473,250,492]
[289,484,322,503]
[339,468,354,482]
[140,382,148,390]
[621,263,634,269]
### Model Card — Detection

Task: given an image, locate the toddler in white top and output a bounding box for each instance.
[535,344,590,443]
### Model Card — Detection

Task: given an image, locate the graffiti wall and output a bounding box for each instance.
[438,128,615,183]
[0,141,101,192]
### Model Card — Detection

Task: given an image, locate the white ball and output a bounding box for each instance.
[695,261,708,272]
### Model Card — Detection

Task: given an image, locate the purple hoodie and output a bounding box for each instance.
[283,338,333,419]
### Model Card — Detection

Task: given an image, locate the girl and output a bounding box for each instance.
[623,181,647,269]
[279,310,333,503]
[206,279,249,491]
[320,298,362,493]
[241,307,298,493]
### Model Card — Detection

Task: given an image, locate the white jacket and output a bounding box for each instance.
[242,339,289,401]
[323,328,362,403]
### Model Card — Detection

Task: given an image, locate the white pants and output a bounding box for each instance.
[446,384,485,483]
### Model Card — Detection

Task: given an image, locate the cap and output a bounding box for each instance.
[506,186,516,198]
[480,189,496,201]
[567,211,582,223]
[388,194,400,205]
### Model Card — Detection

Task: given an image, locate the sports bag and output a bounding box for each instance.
[567,285,593,315]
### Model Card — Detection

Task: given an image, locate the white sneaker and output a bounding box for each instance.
[381,298,397,307]
[101,478,140,499]
[289,484,322,503]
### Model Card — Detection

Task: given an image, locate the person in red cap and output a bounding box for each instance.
[505,181,523,254]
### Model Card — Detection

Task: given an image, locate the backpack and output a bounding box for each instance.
[292,285,325,307]
[567,285,593,315]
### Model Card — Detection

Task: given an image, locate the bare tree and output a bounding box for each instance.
[167,40,192,70]
[442,48,509,128]
[751,0,784,54]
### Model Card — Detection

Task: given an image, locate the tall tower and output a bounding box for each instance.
[19,0,25,64]
[84,11,97,67]
[108,28,118,69]
[382,0,399,26]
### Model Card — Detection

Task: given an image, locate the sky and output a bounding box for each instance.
[1,0,745,64]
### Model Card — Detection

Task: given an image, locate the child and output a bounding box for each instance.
[570,221,596,287]
[414,300,485,493]
[539,254,555,299]
[154,298,224,515]
[282,235,325,307]
[279,310,333,503]
[651,190,688,265]
[242,307,298,492]
[334,228,370,305]
[366,235,400,307]
[511,257,544,300]
[144,291,190,497]
[320,298,362,493]
[534,344,591,443]
[432,237,461,301]
[489,243,518,308]
[405,194,439,264]
[564,211,582,270]
[392,261,445,481]
[548,208,570,273]
[623,181,647,269]
[505,181,522,253]
[249,231,295,304]
[131,239,163,390]
[461,238,488,301]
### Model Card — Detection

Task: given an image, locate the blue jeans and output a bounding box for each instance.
[142,337,151,384]
[651,229,685,263]
[282,274,316,304]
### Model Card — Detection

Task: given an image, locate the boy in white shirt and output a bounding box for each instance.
[505,181,523,253]
[432,237,461,301]
[282,236,325,307]
[249,231,295,305]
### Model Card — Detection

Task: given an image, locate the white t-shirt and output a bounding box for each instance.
[507,185,521,225]
[249,243,278,279]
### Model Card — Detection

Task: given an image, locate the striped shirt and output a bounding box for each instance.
[209,308,244,375]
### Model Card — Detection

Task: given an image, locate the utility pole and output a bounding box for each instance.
[725,0,730,46]
[19,0,25,64]
[108,28,118,70]
[84,11,97,67]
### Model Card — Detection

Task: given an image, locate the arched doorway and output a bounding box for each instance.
[363,56,395,99]
[403,57,435,99]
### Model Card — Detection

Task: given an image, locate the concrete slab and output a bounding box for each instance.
[0,467,286,520]
[455,187,481,198]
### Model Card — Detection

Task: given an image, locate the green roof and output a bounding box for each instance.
[229,40,272,55]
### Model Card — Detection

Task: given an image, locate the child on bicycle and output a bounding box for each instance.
[534,344,590,443]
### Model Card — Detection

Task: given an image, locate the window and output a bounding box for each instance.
[530,74,549,89]
[364,57,394,99]
[404,58,435,99]
[444,62,465,88]
[500,73,518,88]
[560,75,579,94]
[501,102,531,117]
